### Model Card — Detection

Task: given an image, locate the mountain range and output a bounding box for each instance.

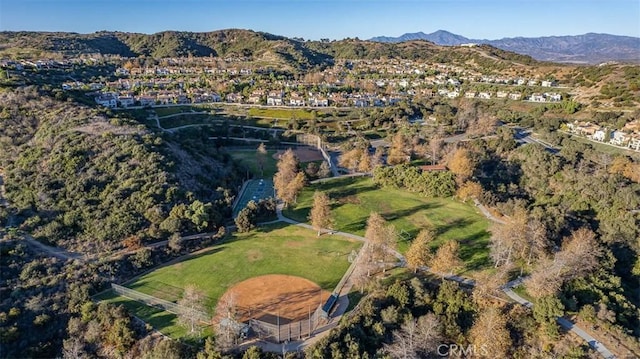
[370,30,640,64]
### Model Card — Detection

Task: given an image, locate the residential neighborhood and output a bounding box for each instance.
[1,56,567,110]
[565,120,640,151]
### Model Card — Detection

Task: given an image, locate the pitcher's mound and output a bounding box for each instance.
[216,275,330,323]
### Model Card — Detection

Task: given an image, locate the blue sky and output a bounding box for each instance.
[1,0,639,40]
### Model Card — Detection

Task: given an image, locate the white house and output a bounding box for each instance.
[478,92,491,99]
[464,91,477,99]
[267,95,283,106]
[95,93,117,108]
[447,91,460,99]
[592,129,607,142]
[609,131,628,146]
[496,91,508,98]
[117,95,135,107]
[628,136,640,151]
[546,93,562,102]
[509,93,522,100]
[309,97,329,107]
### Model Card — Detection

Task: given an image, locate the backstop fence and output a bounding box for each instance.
[296,133,332,168]
[247,305,324,343]
[111,283,209,323]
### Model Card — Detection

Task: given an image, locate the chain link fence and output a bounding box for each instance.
[111,283,208,322]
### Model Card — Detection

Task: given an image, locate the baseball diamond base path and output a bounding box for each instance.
[216,275,331,324]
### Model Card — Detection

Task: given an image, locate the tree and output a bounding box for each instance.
[526,227,601,298]
[309,191,333,236]
[305,161,319,177]
[215,291,239,351]
[167,232,182,253]
[338,148,362,171]
[429,240,462,276]
[362,212,397,275]
[318,161,331,178]
[177,284,207,335]
[469,307,511,358]
[456,181,482,202]
[383,314,442,359]
[533,296,564,337]
[196,337,223,359]
[388,132,410,165]
[273,149,304,206]
[235,200,258,232]
[405,229,434,273]
[429,136,444,165]
[447,148,474,184]
[357,150,372,172]
[489,207,527,268]
[256,143,268,177]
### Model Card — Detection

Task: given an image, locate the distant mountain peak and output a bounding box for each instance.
[369,30,640,63]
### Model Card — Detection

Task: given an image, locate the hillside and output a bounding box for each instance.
[370,30,640,63]
[0,29,539,69]
[0,30,334,69]
[0,87,241,252]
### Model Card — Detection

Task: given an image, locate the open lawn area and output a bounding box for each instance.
[248,107,317,120]
[125,222,361,314]
[94,290,213,342]
[227,149,278,178]
[284,177,491,273]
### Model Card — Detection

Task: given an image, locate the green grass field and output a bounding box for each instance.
[248,108,316,120]
[284,177,491,272]
[228,149,278,178]
[94,290,215,341]
[125,223,361,313]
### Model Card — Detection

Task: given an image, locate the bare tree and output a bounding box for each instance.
[309,191,333,236]
[215,291,240,351]
[383,313,442,359]
[362,212,397,275]
[526,227,601,298]
[177,284,207,336]
[429,136,444,165]
[472,268,509,307]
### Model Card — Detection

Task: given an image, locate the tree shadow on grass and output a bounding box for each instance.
[434,218,474,236]
[458,229,491,271]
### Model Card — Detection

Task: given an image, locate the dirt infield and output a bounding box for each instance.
[273,147,324,163]
[217,275,330,323]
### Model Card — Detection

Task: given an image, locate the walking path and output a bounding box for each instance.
[3,167,614,357]
[253,200,616,358]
